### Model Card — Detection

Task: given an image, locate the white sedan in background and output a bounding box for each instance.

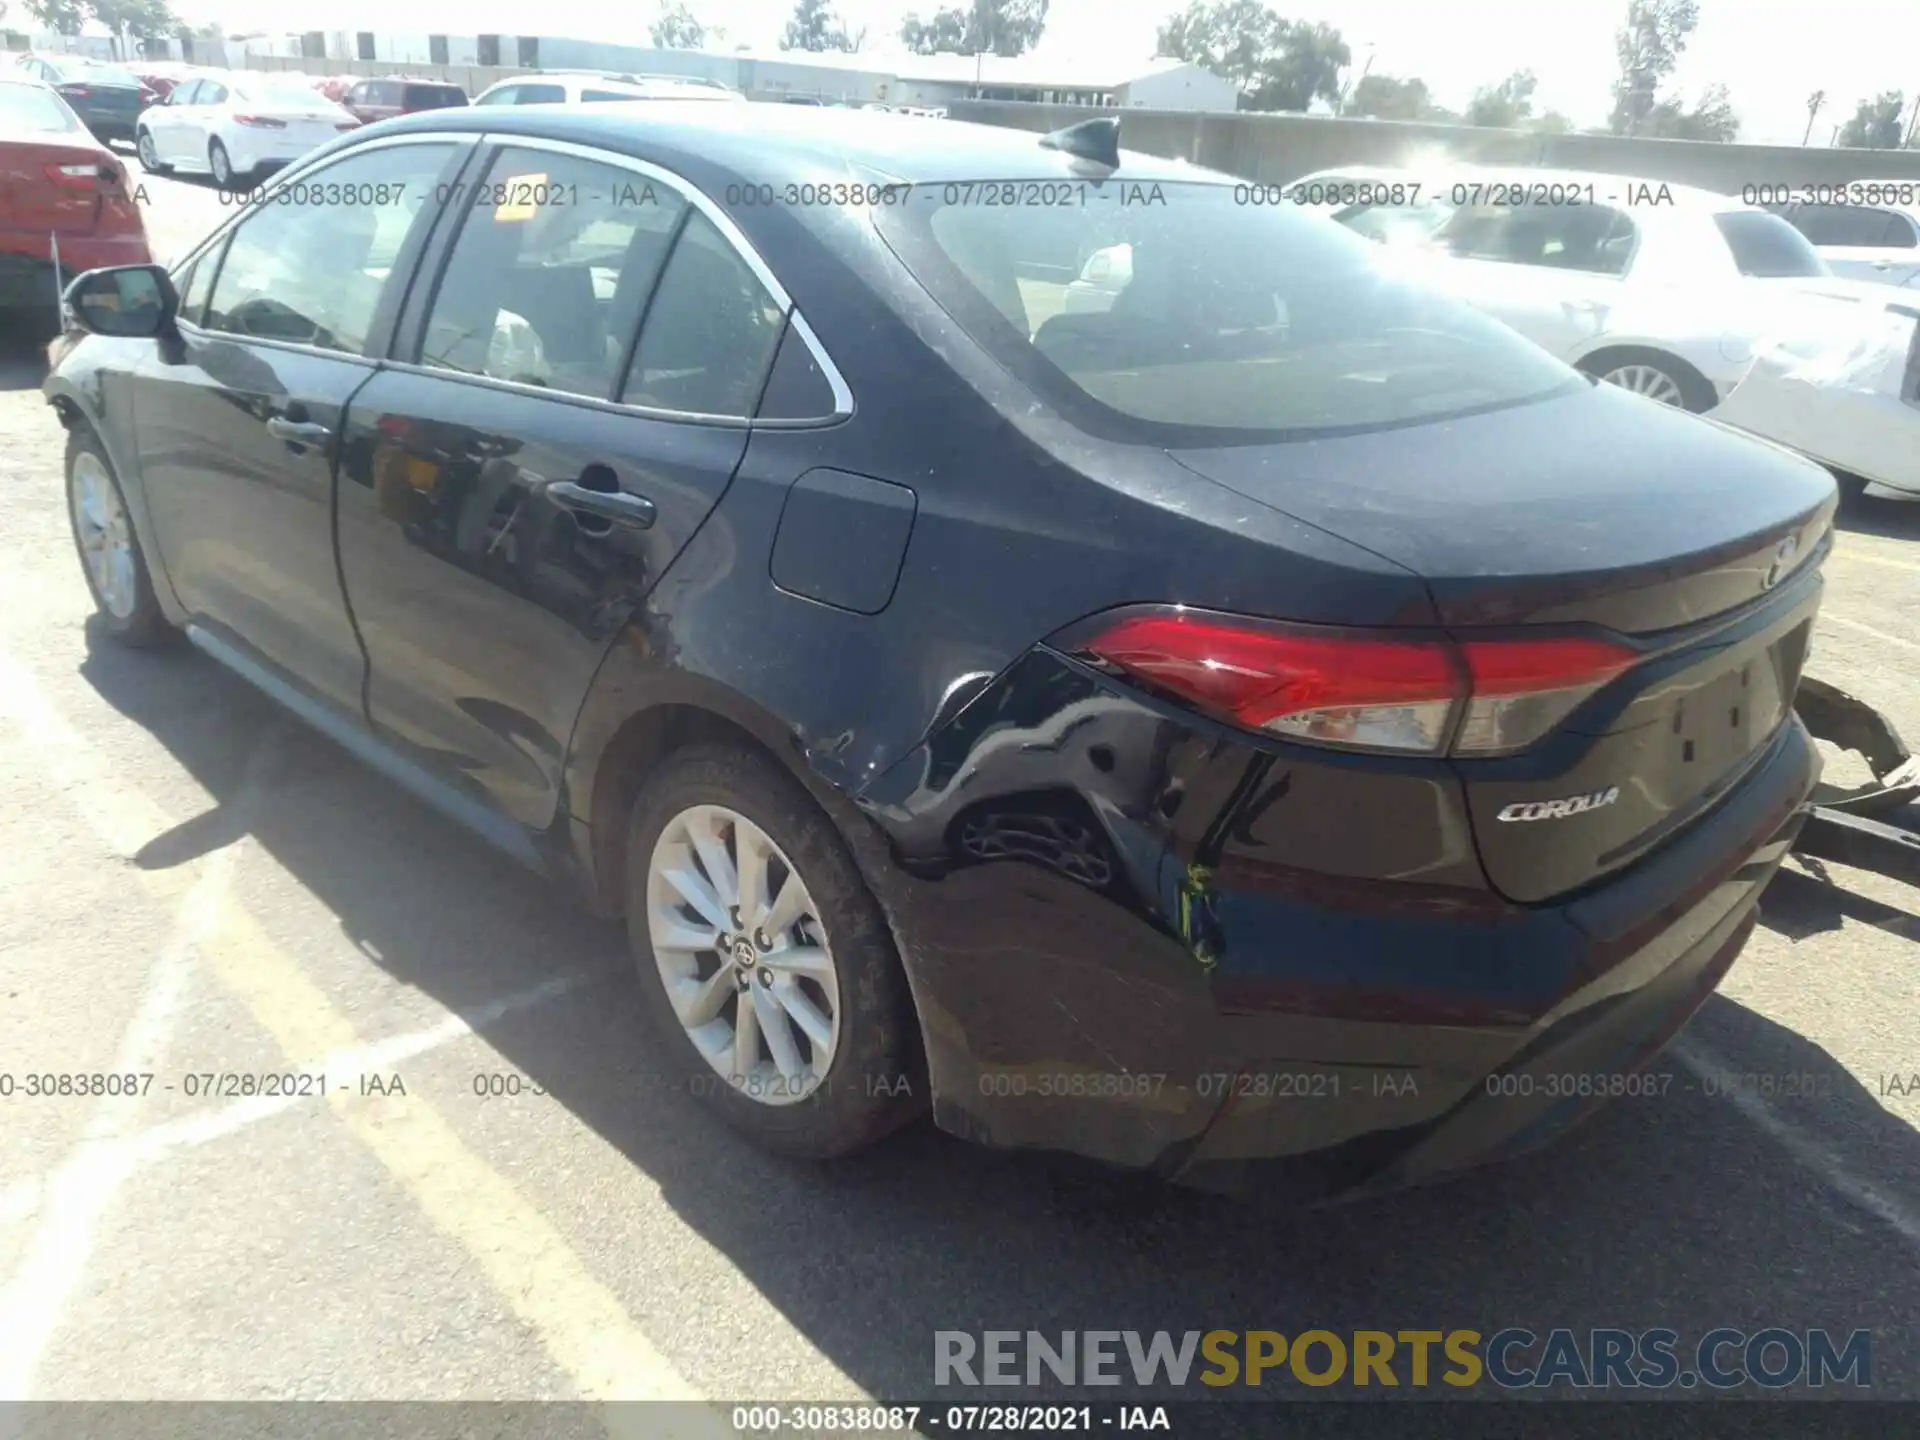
[135,71,358,187]
[1302,164,1898,411]
[1767,188,1920,289]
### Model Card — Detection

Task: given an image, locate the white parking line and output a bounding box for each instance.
[0,967,597,1231]
[1819,612,1920,655]
[1675,1037,1920,1251]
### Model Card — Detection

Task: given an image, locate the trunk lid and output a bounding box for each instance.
[0,137,119,237]
[1172,381,1834,902]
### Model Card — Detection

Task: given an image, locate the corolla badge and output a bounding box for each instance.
[1496,788,1621,822]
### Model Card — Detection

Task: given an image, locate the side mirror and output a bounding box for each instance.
[64,264,177,339]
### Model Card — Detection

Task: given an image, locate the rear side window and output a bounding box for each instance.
[1713,210,1827,277]
[1433,203,1636,275]
[1788,203,1910,248]
[583,89,643,103]
[418,147,687,398]
[404,84,464,109]
[199,82,228,105]
[202,143,453,354]
[620,211,787,416]
[877,180,1578,443]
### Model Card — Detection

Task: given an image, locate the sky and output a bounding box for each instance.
[162,0,1919,146]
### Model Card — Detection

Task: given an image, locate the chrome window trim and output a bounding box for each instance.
[375,357,754,429]
[463,132,853,423]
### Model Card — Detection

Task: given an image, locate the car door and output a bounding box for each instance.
[1428,201,1629,357]
[334,141,789,830]
[149,77,197,158]
[173,78,225,166]
[130,136,465,715]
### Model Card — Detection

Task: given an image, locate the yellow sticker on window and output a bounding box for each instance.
[493,173,549,223]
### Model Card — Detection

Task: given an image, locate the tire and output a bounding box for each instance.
[624,742,922,1159]
[209,138,239,189]
[1578,347,1718,414]
[65,427,173,647]
[136,128,170,175]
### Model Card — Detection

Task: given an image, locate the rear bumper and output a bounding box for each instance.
[76,112,139,143]
[861,650,1818,1200]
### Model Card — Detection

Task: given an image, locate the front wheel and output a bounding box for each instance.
[624,743,922,1158]
[208,138,240,188]
[66,428,173,646]
[136,128,170,175]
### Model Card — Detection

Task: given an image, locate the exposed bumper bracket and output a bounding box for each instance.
[1792,676,1920,887]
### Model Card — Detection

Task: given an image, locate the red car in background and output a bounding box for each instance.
[0,72,150,335]
[340,76,468,123]
[127,63,202,103]
[312,76,356,104]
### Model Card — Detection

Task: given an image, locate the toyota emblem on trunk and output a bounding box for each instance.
[1763,534,1798,590]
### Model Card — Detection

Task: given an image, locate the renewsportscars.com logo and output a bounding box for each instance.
[934,1328,1871,1390]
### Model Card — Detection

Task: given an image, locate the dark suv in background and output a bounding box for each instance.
[342,77,468,125]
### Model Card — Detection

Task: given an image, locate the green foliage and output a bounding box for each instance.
[1155,2,1348,112]
[899,0,1048,58]
[1836,91,1907,149]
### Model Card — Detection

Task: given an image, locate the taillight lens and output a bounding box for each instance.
[43,162,108,189]
[1076,609,1637,757]
[56,84,92,98]
[233,114,287,128]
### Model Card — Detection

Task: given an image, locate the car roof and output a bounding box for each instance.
[372,103,1205,188]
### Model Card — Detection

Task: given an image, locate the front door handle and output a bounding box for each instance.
[548,479,656,529]
[266,415,331,444]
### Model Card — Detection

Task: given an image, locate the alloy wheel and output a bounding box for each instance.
[70,453,137,620]
[1599,363,1685,407]
[646,804,841,1106]
[210,141,231,187]
[137,131,158,169]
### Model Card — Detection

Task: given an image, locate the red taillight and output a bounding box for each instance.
[1078,609,1638,757]
[233,114,287,128]
[43,161,108,189]
[57,84,93,98]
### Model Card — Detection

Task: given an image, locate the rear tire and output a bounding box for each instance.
[136,128,170,175]
[1578,347,1718,414]
[1833,471,1870,505]
[65,427,174,647]
[623,742,922,1159]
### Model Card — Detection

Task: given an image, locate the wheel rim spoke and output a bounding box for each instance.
[752,985,805,1082]
[647,801,839,1107]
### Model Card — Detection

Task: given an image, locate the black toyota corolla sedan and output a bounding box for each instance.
[45,102,1831,1197]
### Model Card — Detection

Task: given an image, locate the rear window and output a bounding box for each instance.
[403,84,465,109]
[0,82,81,133]
[72,62,141,88]
[1713,211,1828,278]
[876,179,1580,445]
[581,88,644,103]
[246,79,331,107]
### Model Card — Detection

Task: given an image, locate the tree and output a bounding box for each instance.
[1608,0,1699,136]
[1530,110,1575,134]
[1243,19,1348,111]
[1155,4,1348,112]
[1156,0,1282,91]
[651,2,706,49]
[1641,82,1739,140]
[1464,69,1536,128]
[1346,72,1430,121]
[898,0,1048,57]
[23,0,87,29]
[1803,89,1826,145]
[24,0,177,43]
[1837,90,1907,149]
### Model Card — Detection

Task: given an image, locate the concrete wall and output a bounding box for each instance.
[946,101,1920,196]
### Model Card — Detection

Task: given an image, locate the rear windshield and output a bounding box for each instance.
[1713,211,1828,278]
[0,82,81,133]
[876,179,1580,445]
[71,62,141,88]
[244,78,333,107]
[403,84,466,108]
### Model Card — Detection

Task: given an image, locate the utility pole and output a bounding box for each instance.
[1803,89,1825,145]
[1904,91,1920,147]
[1336,45,1374,118]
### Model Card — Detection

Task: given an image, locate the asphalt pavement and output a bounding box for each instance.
[1,170,1919,1426]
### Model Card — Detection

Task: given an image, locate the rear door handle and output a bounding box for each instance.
[266,415,331,444]
[548,478,656,529]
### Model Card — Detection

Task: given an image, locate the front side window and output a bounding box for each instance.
[418,147,687,398]
[876,180,1579,444]
[620,210,787,416]
[177,245,220,326]
[515,84,565,104]
[203,143,454,354]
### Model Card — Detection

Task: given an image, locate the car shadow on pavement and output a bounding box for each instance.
[0,334,51,395]
[76,621,1920,1405]
[1837,488,1920,542]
